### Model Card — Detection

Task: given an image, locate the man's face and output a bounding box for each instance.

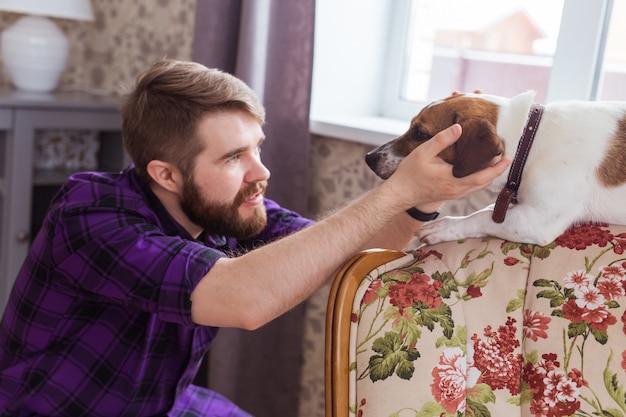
[180,110,270,239]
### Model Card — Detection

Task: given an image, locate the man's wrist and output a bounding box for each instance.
[405,207,440,222]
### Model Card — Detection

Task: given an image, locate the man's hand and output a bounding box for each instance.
[385,124,511,213]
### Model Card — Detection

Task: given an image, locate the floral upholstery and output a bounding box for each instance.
[332,223,626,417]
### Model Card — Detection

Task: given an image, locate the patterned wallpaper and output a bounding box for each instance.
[0,0,196,95]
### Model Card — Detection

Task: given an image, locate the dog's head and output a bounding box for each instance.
[366,93,512,179]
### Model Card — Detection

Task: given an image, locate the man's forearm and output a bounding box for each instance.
[191,182,409,329]
[359,211,425,252]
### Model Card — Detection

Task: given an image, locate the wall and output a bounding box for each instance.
[0,0,196,95]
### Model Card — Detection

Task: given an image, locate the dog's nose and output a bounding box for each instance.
[365,151,380,172]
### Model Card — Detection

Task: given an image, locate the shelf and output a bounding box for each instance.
[0,91,124,314]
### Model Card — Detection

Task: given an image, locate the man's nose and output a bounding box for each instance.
[249,158,270,183]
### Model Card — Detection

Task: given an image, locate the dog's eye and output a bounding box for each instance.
[410,129,431,141]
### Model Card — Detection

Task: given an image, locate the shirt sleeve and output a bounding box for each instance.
[48,203,222,327]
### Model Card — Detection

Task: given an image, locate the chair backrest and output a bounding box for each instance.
[325,224,626,417]
[324,248,406,417]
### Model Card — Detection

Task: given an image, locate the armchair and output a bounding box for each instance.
[325,223,626,417]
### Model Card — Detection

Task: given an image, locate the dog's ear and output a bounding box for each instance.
[451,119,503,178]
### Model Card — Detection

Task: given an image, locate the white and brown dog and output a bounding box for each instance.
[365,90,626,245]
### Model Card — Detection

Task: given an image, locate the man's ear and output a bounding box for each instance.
[146,160,182,193]
[452,119,503,178]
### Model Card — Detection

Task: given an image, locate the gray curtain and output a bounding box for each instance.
[192,1,316,416]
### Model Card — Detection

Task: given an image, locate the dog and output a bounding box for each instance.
[365,90,626,246]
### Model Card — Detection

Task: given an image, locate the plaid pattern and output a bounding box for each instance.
[169,385,253,417]
[0,167,312,416]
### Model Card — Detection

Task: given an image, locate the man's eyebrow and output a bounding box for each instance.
[220,146,247,161]
[219,137,265,161]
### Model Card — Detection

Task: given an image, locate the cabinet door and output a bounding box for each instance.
[0,109,12,311]
[0,108,123,312]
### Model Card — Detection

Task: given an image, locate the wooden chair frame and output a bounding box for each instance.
[324,248,405,417]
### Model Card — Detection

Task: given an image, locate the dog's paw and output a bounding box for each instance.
[417,215,491,245]
[417,206,496,245]
[417,216,467,245]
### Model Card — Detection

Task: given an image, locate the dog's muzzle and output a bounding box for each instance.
[365,150,395,179]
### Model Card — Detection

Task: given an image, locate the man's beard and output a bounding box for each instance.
[180,176,268,240]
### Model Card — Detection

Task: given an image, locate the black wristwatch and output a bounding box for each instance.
[406,207,440,222]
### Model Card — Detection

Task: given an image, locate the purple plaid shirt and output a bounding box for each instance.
[0,166,313,417]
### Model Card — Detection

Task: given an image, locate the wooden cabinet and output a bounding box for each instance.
[0,89,126,313]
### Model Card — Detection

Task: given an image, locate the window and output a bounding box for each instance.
[311,0,617,144]
[598,0,626,100]
[385,0,565,119]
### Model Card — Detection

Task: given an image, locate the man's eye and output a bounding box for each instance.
[227,155,240,163]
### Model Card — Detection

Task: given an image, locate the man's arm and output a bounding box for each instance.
[190,124,510,329]
[357,211,428,251]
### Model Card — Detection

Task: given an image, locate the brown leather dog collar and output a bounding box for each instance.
[492,103,544,223]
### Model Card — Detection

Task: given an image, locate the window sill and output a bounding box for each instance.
[309,115,408,147]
